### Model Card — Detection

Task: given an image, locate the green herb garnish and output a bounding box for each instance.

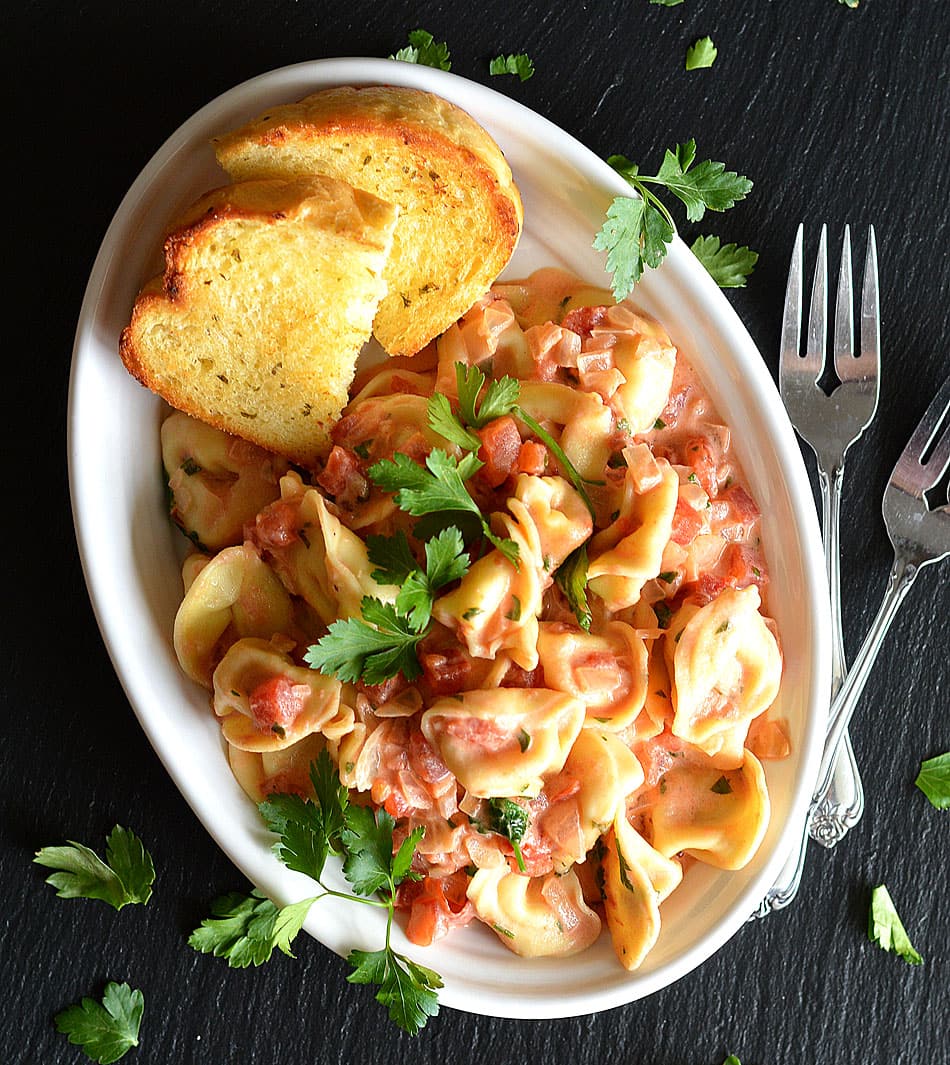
[685,36,717,70]
[555,545,592,632]
[914,752,950,809]
[690,235,759,288]
[595,140,753,298]
[54,982,144,1064]
[34,826,155,911]
[190,752,441,1035]
[390,29,451,70]
[489,53,535,81]
[487,798,530,873]
[868,884,923,965]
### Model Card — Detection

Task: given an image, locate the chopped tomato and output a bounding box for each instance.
[475,416,522,488]
[689,544,768,603]
[316,445,368,508]
[408,727,452,785]
[420,647,472,696]
[355,673,408,708]
[561,305,609,337]
[248,676,306,733]
[722,483,760,525]
[516,439,548,475]
[670,497,705,545]
[251,499,300,548]
[402,872,472,946]
[500,661,544,688]
[682,437,719,496]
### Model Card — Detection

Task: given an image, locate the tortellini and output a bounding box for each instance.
[649,749,770,869]
[610,332,676,435]
[665,586,782,759]
[587,453,679,612]
[602,809,683,971]
[466,865,601,957]
[253,472,398,624]
[421,688,585,798]
[173,543,295,688]
[537,621,649,730]
[212,637,349,752]
[162,411,288,551]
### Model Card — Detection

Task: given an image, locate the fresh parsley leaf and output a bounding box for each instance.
[685,36,718,70]
[34,826,155,910]
[188,888,318,966]
[653,141,752,222]
[690,235,759,287]
[710,775,733,794]
[369,528,470,630]
[489,53,535,81]
[258,793,331,882]
[54,982,144,1065]
[455,363,520,428]
[427,392,482,450]
[650,0,684,4]
[914,751,950,809]
[555,545,592,631]
[347,947,442,1036]
[390,29,451,70]
[369,449,519,565]
[515,406,600,517]
[487,798,530,872]
[722,1058,742,1065]
[305,598,427,684]
[597,143,752,298]
[868,884,923,965]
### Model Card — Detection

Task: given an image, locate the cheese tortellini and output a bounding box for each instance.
[162,267,787,975]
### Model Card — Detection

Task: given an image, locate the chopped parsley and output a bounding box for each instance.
[489,53,535,81]
[389,29,451,70]
[486,798,530,873]
[868,884,923,965]
[685,36,718,70]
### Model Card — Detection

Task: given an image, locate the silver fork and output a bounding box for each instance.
[813,377,950,804]
[753,224,880,917]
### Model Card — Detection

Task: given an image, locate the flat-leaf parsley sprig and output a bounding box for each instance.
[429,361,598,517]
[594,140,754,298]
[34,825,155,910]
[188,752,442,1035]
[305,526,472,684]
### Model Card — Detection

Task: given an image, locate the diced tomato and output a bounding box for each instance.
[402,872,473,946]
[722,483,760,525]
[516,439,548,475]
[316,445,368,507]
[544,772,581,805]
[408,727,452,785]
[682,437,719,496]
[689,544,768,603]
[356,673,408,708]
[420,647,472,696]
[476,416,522,488]
[248,676,306,733]
[500,661,544,688]
[251,499,300,548]
[561,305,610,337]
[670,497,705,545]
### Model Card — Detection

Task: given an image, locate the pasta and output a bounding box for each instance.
[165,267,786,972]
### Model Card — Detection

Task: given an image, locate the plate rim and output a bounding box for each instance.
[67,56,831,1019]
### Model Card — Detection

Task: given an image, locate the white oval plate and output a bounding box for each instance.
[68,58,829,1020]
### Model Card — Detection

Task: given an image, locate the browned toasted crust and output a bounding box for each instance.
[214,85,523,356]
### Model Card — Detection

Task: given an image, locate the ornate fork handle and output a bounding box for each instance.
[813,553,919,807]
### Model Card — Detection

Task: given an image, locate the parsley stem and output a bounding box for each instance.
[317,883,390,909]
[514,407,599,518]
[633,180,679,235]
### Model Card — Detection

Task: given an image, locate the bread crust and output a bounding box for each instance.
[120,176,398,465]
[214,85,523,356]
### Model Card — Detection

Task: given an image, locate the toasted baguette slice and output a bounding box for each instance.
[120,176,398,465]
[213,85,523,356]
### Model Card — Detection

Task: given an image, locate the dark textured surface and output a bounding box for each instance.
[5,2,949,1062]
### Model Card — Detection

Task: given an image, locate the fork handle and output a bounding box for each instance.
[813,552,920,804]
[820,461,849,692]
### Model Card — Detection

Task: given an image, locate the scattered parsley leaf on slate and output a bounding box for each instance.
[54,982,144,1064]
[690,235,758,287]
[34,826,155,910]
[686,36,718,70]
[914,751,950,809]
[650,0,684,5]
[490,53,535,81]
[390,29,451,70]
[868,884,923,965]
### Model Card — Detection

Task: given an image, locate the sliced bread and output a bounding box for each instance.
[119,175,399,465]
[213,85,523,356]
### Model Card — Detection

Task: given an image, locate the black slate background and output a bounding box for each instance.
[4,1,949,1062]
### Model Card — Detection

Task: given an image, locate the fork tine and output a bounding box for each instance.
[804,224,828,383]
[779,224,804,391]
[860,226,880,369]
[894,377,950,495]
[832,225,854,374]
